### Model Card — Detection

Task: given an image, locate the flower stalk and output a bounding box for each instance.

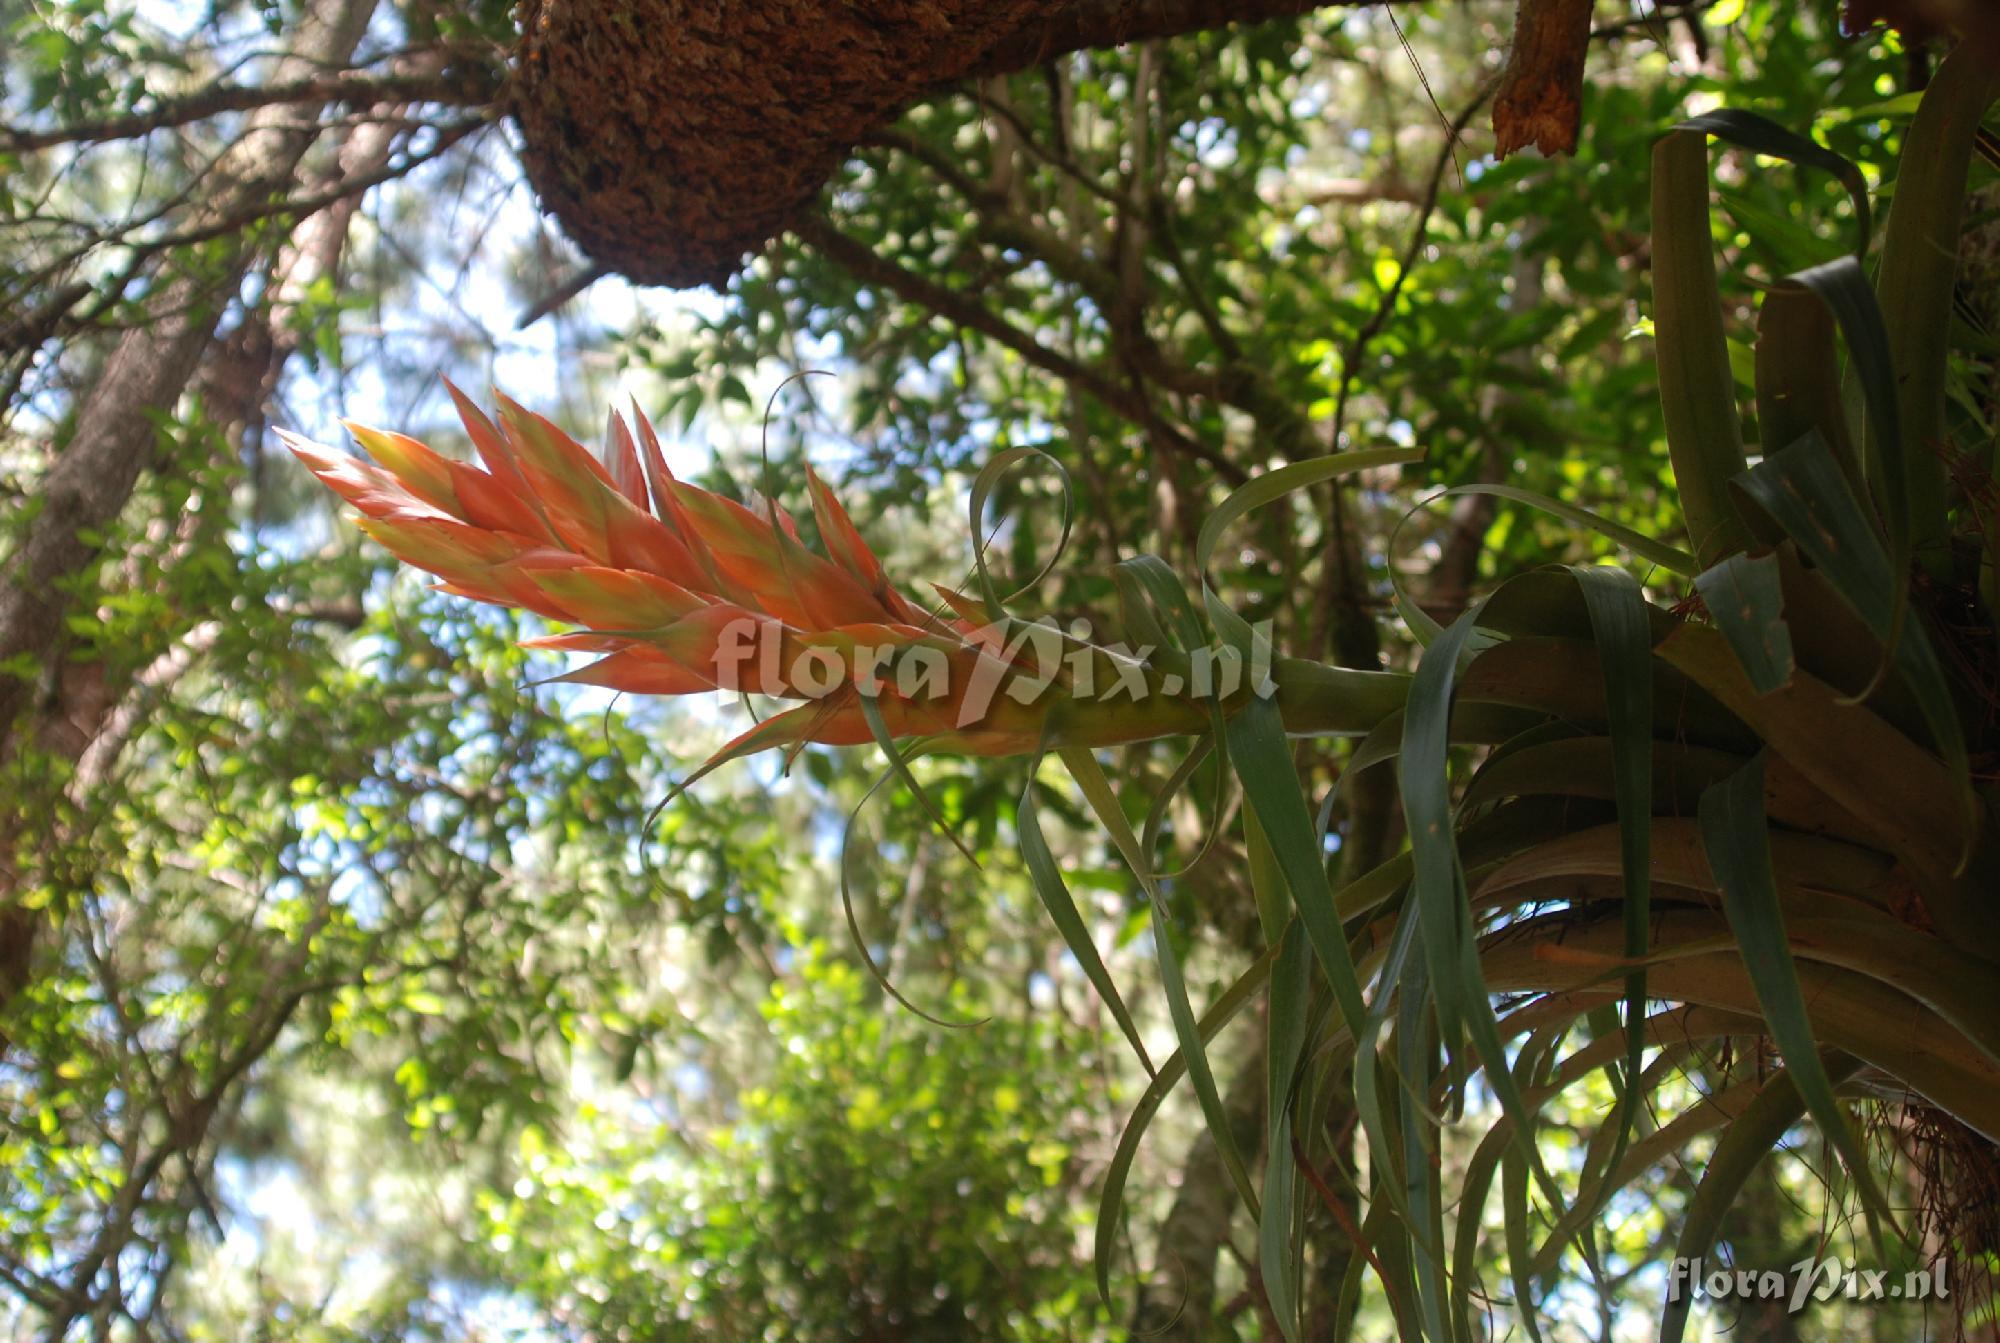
[288,388,1402,776]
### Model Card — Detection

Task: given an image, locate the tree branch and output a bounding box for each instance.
[1325,75,1499,452]
[964,0,1390,79]
[514,263,610,329]
[0,62,502,154]
[0,0,383,754]
[793,212,1249,485]
[118,115,490,260]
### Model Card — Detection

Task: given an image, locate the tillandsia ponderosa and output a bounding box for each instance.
[293,46,2000,1343]
[283,384,1413,777]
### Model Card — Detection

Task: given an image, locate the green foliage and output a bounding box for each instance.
[6,2,1997,1340]
[471,944,1111,1342]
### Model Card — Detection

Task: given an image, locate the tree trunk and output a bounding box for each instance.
[0,0,380,741]
[1133,1036,1269,1338]
[0,0,383,1026]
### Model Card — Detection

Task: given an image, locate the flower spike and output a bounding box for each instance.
[286,390,1209,769]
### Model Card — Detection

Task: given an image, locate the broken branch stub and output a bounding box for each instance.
[1492,0,1594,159]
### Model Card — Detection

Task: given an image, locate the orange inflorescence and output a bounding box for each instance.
[285,386,1186,773]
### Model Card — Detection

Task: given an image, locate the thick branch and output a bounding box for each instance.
[515,263,610,329]
[965,0,1377,79]
[0,282,92,356]
[518,0,1418,286]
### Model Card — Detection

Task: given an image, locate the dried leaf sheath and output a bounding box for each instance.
[285,387,1207,769]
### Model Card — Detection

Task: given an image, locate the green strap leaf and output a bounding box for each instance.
[1693,551,1795,694]
[1754,285,1862,494]
[1397,949,1451,1343]
[857,691,982,869]
[1400,598,1574,1224]
[1017,739,1155,1076]
[1412,484,1698,577]
[966,444,1074,620]
[1660,1053,1867,1343]
[1780,257,1901,519]
[1671,109,1871,258]
[1449,1112,1504,1343]
[1259,929,1312,1342]
[1059,745,1260,1221]
[1094,941,1280,1308]
[1116,552,1212,660]
[838,764,989,1030]
[1139,735,1227,883]
[1401,610,1481,1076]
[1352,896,1423,1232]
[1735,432,1974,861]
[1697,754,1897,1235]
[1573,565,1654,1175]
[1775,255,1912,645]
[1871,45,2000,558]
[1499,1143,1545,1343]
[1652,129,1755,568]
[1193,447,1423,577]
[1224,695,1369,1037]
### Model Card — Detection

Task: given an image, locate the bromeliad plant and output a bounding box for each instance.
[293,44,2000,1340]
[283,384,1408,772]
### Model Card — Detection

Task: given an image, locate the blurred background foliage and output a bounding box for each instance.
[0,0,1982,1338]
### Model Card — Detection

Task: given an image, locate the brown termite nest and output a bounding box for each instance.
[509,0,1046,289]
[506,2,1990,291]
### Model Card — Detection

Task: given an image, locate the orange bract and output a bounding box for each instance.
[285,386,1198,776]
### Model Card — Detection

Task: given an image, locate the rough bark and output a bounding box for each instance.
[511,0,1057,289]
[1493,0,1595,157]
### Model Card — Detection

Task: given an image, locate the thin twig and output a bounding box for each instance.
[1326,76,1499,453]
[794,212,1249,485]
[514,263,610,329]
[0,63,501,154]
